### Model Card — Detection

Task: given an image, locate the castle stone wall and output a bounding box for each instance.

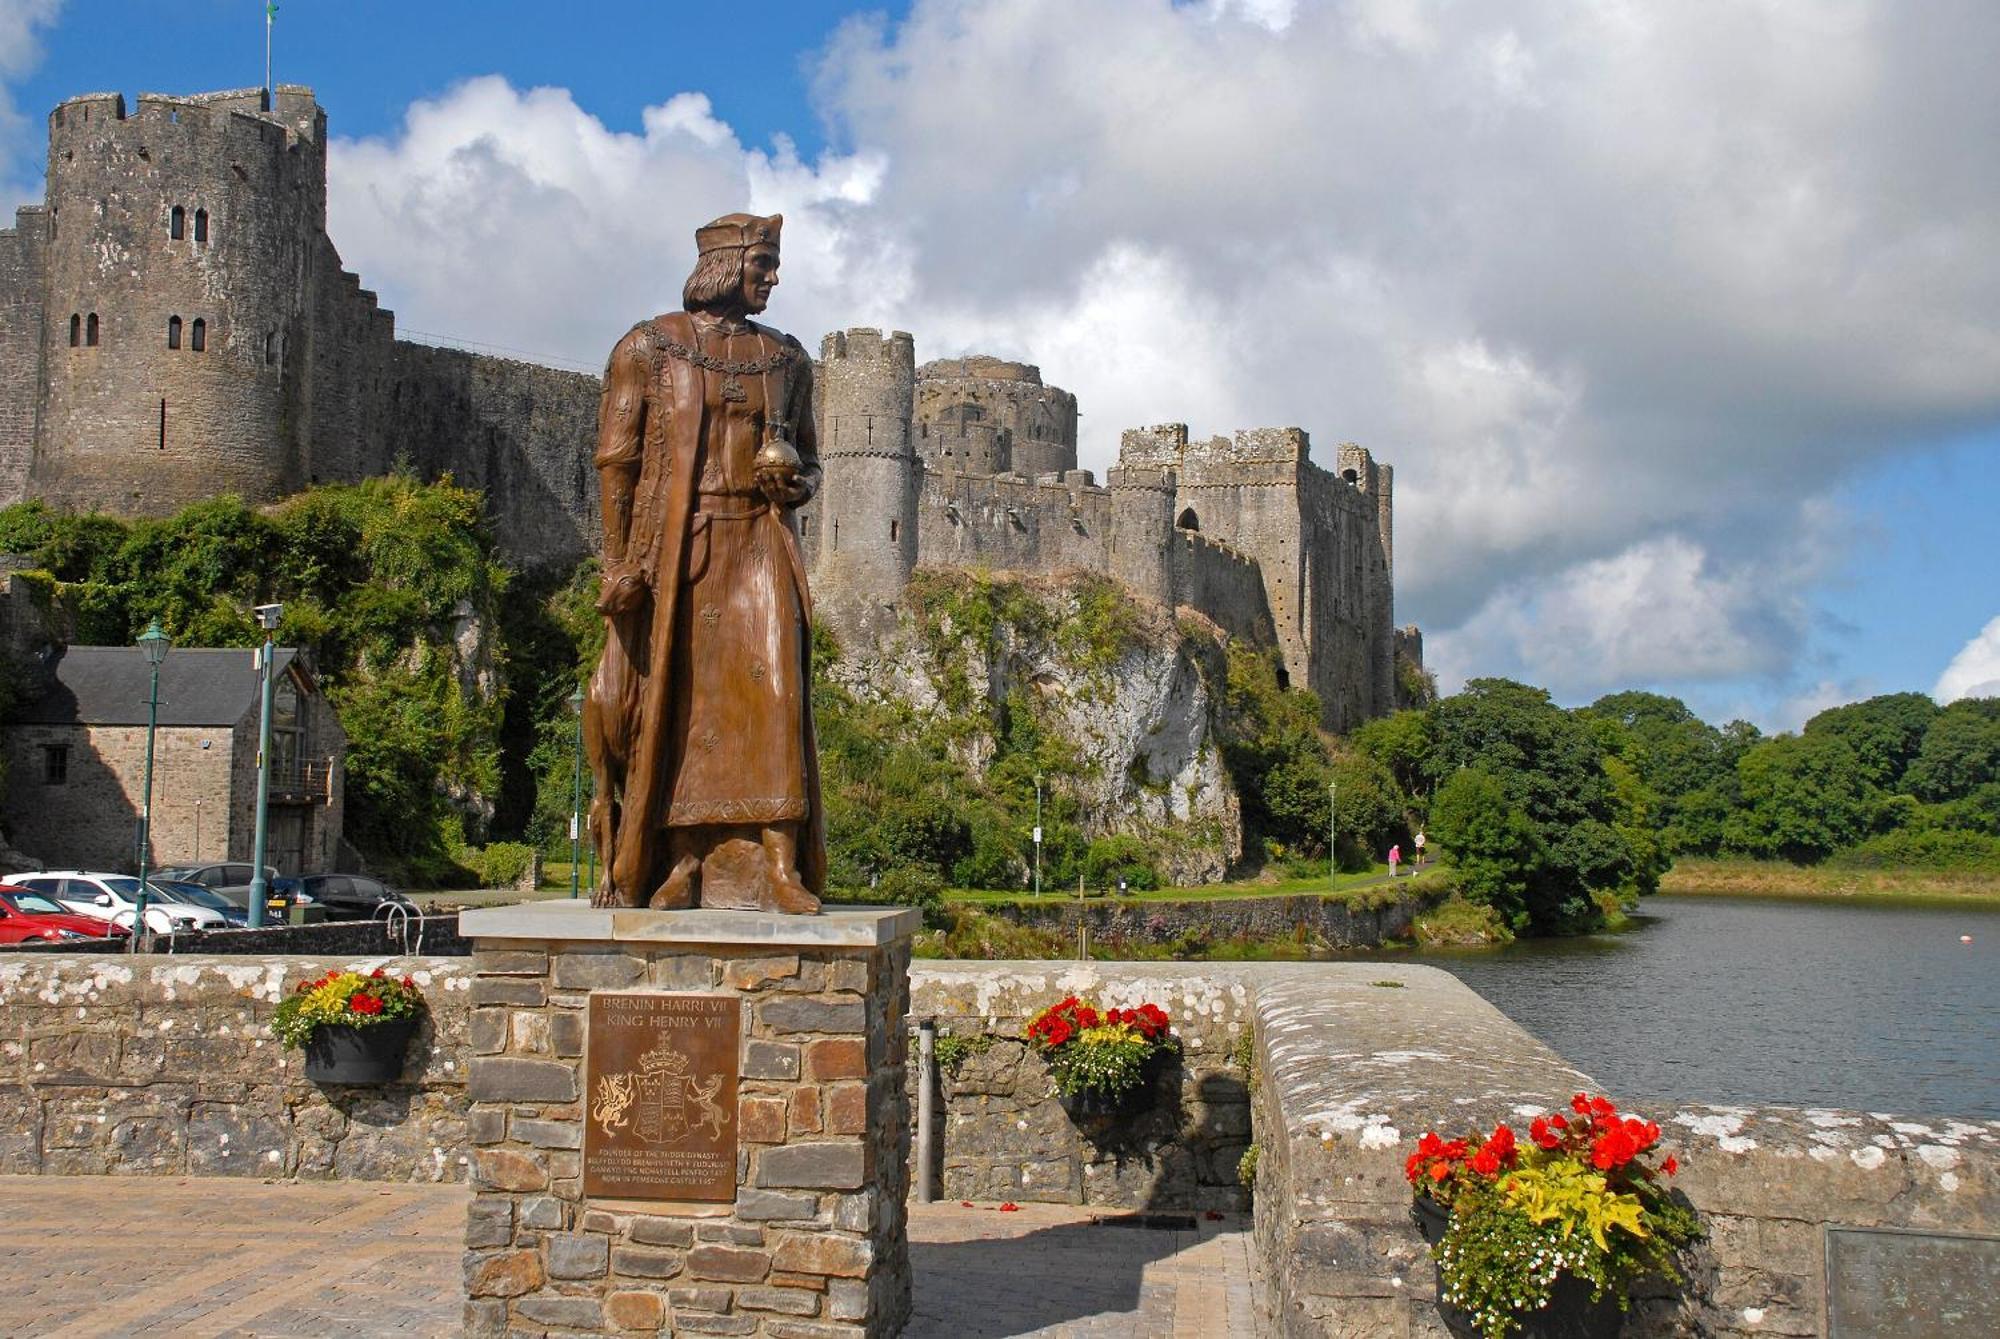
[811,328,918,642]
[914,468,1114,578]
[0,208,46,504]
[1175,531,1276,648]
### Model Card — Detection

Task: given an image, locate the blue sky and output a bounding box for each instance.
[4,0,1997,731]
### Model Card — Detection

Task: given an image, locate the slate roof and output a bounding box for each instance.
[12,646,308,728]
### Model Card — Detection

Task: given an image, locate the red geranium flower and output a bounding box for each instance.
[1662,1156,1679,1176]
[349,994,384,1016]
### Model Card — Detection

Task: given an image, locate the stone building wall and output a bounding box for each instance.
[912,468,1116,576]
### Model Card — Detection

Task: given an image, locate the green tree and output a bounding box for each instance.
[1802,692,1941,792]
[1722,733,1873,862]
[1904,698,2000,802]
[1426,679,1635,932]
[1429,767,1538,929]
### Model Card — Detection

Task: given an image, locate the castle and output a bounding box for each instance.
[0,86,1414,732]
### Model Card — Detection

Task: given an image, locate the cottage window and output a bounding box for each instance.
[42,744,67,786]
[167,316,181,350]
[170,205,184,240]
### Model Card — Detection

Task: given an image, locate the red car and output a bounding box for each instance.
[0,886,129,942]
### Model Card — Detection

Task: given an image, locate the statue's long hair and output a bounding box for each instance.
[683,247,744,313]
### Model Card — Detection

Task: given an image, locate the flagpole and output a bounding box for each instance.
[264,4,274,103]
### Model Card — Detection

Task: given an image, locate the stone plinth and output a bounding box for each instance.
[458,901,919,1338]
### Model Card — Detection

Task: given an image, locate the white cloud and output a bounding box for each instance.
[0,0,62,210]
[317,0,2000,702]
[1935,615,2000,703]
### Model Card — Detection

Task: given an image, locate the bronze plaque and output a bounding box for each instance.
[1827,1226,2000,1337]
[583,992,740,1202]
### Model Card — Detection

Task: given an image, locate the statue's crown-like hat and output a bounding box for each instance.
[696,212,783,255]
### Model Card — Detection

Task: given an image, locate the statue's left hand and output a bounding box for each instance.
[756,467,813,508]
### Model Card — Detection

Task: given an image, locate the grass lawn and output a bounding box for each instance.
[1661,857,2000,905]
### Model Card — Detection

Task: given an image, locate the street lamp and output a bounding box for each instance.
[248,603,282,928]
[1032,772,1044,897]
[569,687,586,900]
[132,619,170,953]
[1329,779,1338,884]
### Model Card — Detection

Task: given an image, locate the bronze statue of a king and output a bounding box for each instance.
[584,212,824,914]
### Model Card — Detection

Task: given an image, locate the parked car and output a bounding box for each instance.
[149,879,251,928]
[0,886,124,942]
[295,873,415,922]
[2,871,230,935]
[154,862,305,918]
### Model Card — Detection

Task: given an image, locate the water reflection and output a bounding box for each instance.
[1364,895,2000,1119]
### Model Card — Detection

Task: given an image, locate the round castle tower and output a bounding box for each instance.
[914,356,1077,479]
[34,87,323,513]
[812,328,918,644]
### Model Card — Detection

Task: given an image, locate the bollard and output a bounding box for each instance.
[916,1019,937,1204]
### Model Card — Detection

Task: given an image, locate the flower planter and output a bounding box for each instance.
[1413,1197,1626,1339]
[1055,1050,1171,1121]
[302,1019,418,1084]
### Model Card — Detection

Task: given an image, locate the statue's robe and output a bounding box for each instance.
[588,311,825,905]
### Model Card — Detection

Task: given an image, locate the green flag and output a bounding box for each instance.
[266,3,278,18]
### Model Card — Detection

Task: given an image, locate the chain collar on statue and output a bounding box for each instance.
[658,323,797,377]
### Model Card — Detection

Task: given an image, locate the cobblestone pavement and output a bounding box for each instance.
[0,1178,1264,1338]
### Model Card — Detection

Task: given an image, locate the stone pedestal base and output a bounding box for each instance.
[459,902,918,1338]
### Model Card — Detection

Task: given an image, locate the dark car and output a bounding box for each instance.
[154,862,302,919]
[296,873,414,922]
[150,880,251,928]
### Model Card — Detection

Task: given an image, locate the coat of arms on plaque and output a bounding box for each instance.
[592,1035,730,1144]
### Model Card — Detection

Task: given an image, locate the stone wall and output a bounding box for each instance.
[1,950,1994,1337]
[0,207,46,504]
[969,884,1441,953]
[909,963,1256,1212]
[0,953,471,1179]
[1243,965,2000,1339]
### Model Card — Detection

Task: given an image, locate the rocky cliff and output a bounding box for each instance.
[822,569,1243,885]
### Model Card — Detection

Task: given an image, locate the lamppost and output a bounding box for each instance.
[132,619,170,953]
[569,687,586,900]
[1032,772,1044,897]
[248,603,282,928]
[1328,779,1338,884]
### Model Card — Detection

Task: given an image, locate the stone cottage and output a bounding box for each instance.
[0,645,345,875]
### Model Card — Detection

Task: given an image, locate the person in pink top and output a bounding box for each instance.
[1388,843,1401,878]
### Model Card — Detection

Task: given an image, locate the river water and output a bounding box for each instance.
[1379,893,2000,1120]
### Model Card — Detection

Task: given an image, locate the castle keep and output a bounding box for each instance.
[0,86,1411,732]
[0,86,600,565]
[799,331,1405,730]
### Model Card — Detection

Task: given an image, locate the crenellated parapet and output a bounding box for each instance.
[915,354,1078,480]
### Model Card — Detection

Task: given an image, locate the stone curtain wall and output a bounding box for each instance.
[910,963,1258,1212]
[0,954,471,1179]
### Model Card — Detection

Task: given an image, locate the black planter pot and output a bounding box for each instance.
[1412,1196,1625,1339]
[302,1018,418,1084]
[1055,1050,1172,1122]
